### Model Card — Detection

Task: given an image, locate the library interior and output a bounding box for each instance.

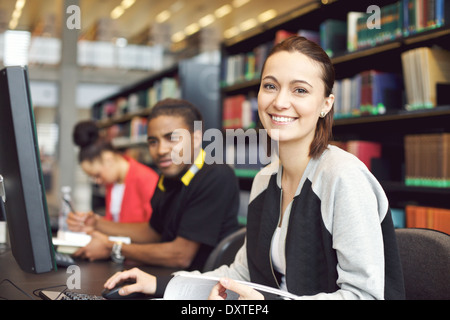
[0,0,449,301]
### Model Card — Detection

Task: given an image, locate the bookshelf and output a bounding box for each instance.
[91,58,221,155]
[218,0,450,232]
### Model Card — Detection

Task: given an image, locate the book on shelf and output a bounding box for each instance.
[333,70,402,118]
[401,46,450,110]
[347,11,365,52]
[101,116,148,146]
[355,2,403,50]
[222,94,258,130]
[221,41,272,88]
[403,0,450,36]
[93,76,180,121]
[274,30,296,44]
[404,133,450,188]
[297,30,320,45]
[320,19,347,58]
[405,205,450,234]
[332,140,382,171]
[351,0,450,51]
[220,30,318,88]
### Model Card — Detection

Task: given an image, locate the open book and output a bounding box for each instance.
[163,273,298,300]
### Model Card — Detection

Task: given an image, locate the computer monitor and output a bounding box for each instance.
[0,66,56,274]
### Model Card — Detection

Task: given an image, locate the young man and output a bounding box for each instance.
[68,99,240,271]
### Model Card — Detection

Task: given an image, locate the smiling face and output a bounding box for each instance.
[258,50,334,149]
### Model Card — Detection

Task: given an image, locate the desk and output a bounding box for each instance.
[0,246,178,300]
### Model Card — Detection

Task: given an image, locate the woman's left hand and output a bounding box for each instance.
[208,278,264,300]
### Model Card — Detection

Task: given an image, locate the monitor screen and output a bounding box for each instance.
[0,66,56,274]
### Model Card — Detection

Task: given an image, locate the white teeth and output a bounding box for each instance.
[271,115,296,123]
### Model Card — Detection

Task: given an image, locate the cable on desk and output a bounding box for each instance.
[0,279,36,300]
[33,284,68,300]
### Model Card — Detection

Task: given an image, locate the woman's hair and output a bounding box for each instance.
[261,36,336,159]
[147,98,203,132]
[73,120,115,163]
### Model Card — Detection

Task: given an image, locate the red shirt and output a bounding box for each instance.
[104,156,158,223]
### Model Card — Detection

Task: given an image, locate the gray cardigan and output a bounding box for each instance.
[184,146,405,300]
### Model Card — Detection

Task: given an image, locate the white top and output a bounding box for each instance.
[270,196,292,292]
[110,183,125,222]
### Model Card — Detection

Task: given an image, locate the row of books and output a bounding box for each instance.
[222,94,258,130]
[331,140,382,172]
[93,77,180,121]
[78,41,166,71]
[333,70,403,118]
[220,29,320,88]
[405,205,450,235]
[0,32,168,70]
[401,46,450,110]
[404,133,450,188]
[102,117,148,147]
[352,0,450,51]
[220,0,450,88]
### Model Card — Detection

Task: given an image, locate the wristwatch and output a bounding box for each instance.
[111,241,125,263]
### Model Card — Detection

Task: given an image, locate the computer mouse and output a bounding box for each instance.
[101,280,149,300]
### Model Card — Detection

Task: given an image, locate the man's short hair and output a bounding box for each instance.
[148,98,203,132]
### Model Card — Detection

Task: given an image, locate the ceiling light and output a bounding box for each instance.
[199,14,215,28]
[15,0,26,10]
[171,1,184,13]
[232,0,251,8]
[9,19,19,30]
[240,18,257,31]
[171,31,186,43]
[258,9,277,23]
[9,0,27,30]
[110,0,136,20]
[111,7,125,19]
[215,5,232,18]
[224,26,239,39]
[156,10,171,23]
[121,0,135,9]
[185,23,200,36]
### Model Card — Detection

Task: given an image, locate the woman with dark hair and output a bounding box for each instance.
[104,36,405,300]
[70,120,159,225]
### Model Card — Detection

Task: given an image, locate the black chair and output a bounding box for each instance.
[203,227,246,272]
[395,228,450,300]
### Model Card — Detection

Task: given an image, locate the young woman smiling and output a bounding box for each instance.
[104,36,405,300]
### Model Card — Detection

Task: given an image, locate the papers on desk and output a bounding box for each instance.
[0,222,7,244]
[53,231,131,254]
[163,273,297,300]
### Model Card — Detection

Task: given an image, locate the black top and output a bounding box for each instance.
[150,158,240,271]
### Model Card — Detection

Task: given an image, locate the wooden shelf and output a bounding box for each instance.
[333,106,450,126]
[96,108,152,129]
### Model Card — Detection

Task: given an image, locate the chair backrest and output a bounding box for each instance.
[203,227,246,272]
[395,228,450,300]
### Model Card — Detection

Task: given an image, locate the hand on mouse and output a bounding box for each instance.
[104,268,157,296]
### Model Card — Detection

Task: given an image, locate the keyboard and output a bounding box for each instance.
[39,290,105,300]
[54,252,75,267]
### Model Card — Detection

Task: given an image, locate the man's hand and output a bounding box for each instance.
[208,278,264,300]
[73,231,111,261]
